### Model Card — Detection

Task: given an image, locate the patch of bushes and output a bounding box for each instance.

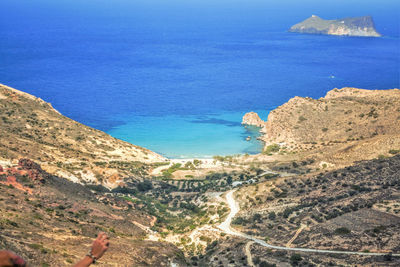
[298,116,307,122]
[137,180,153,192]
[334,227,351,235]
[290,254,302,266]
[232,216,248,225]
[263,144,280,155]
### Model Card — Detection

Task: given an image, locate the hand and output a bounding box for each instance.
[0,250,26,267]
[90,232,109,260]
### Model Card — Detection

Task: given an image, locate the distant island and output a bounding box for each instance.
[289,15,381,37]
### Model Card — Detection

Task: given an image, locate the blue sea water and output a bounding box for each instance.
[0,0,399,158]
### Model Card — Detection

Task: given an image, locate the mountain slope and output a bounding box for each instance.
[0,160,185,266]
[223,155,400,266]
[0,83,166,186]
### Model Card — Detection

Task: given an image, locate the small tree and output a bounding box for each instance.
[290,254,302,266]
[268,211,276,220]
[253,213,262,223]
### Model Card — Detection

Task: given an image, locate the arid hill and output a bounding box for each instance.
[0,159,184,266]
[0,84,166,187]
[244,87,400,168]
[203,155,400,266]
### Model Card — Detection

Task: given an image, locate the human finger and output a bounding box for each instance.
[99,234,109,242]
[97,232,106,239]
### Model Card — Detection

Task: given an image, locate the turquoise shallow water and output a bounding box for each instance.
[108,111,268,158]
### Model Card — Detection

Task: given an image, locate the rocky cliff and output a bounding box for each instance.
[245,87,400,166]
[0,83,166,186]
[289,15,381,37]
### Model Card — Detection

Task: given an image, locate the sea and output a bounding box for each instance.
[1,0,399,158]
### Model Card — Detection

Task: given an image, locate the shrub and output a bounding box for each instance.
[263,144,280,154]
[298,116,307,122]
[290,254,302,266]
[232,217,248,225]
[268,212,276,220]
[199,235,212,243]
[334,227,351,235]
[260,262,276,267]
[137,180,153,192]
[253,213,262,223]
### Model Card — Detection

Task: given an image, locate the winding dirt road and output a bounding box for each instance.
[244,241,255,267]
[217,190,400,257]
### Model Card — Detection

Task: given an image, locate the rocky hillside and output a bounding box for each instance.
[0,84,166,187]
[0,159,185,266]
[243,87,400,167]
[289,15,381,37]
[225,155,400,266]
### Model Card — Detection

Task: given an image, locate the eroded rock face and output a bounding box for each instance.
[242,112,265,127]
[289,15,381,37]
[18,158,48,183]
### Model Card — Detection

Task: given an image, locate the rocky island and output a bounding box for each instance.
[289,15,381,37]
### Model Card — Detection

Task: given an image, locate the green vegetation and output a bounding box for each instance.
[298,115,307,122]
[117,180,225,235]
[232,216,248,225]
[268,211,276,220]
[263,144,280,155]
[367,107,379,118]
[212,155,238,163]
[290,254,302,266]
[389,149,400,155]
[161,161,203,178]
[162,163,183,178]
[334,227,351,235]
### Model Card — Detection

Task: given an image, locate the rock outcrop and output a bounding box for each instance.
[289,15,381,37]
[242,112,265,127]
[18,158,49,183]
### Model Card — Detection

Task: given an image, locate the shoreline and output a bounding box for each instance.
[169,158,223,168]
[107,111,266,160]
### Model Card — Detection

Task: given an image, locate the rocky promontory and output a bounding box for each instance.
[244,87,400,165]
[289,15,381,37]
